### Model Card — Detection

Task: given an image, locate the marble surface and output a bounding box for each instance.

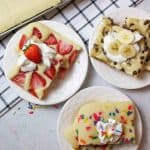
[1,1,150,150]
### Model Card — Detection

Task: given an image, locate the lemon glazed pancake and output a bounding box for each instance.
[64,101,135,149]
[90,17,149,77]
[8,22,81,100]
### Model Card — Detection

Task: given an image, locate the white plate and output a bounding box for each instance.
[3,20,88,105]
[89,8,150,89]
[57,86,142,150]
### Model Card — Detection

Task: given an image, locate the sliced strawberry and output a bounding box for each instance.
[45,66,56,80]
[44,34,57,45]
[31,72,46,89]
[57,40,73,55]
[69,50,79,64]
[12,72,25,88]
[29,89,37,97]
[51,59,58,66]
[58,67,67,79]
[24,44,42,64]
[32,27,42,39]
[19,34,27,49]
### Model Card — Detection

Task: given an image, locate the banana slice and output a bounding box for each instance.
[119,44,137,59]
[112,25,123,33]
[108,40,121,55]
[117,29,134,44]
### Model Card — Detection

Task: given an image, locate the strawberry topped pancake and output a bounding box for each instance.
[8,22,82,99]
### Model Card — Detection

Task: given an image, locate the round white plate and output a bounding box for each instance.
[57,86,142,150]
[3,20,88,105]
[89,8,150,89]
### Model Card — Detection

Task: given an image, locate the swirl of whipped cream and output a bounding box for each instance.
[96,118,123,144]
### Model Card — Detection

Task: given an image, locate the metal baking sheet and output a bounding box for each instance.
[0,0,72,39]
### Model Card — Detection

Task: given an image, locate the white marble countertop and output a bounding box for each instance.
[1,0,150,150]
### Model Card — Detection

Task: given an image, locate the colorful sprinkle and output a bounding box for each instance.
[99,112,102,115]
[75,129,78,135]
[93,113,100,121]
[28,110,34,114]
[88,135,98,140]
[85,126,91,131]
[94,120,97,125]
[115,108,119,113]
[75,136,78,141]
[109,112,112,116]
[127,111,133,116]
[112,112,116,116]
[81,114,84,119]
[80,139,86,144]
[89,115,92,119]
[128,105,133,110]
[84,118,88,123]
[53,104,59,109]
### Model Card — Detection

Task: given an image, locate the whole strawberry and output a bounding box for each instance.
[24,44,42,64]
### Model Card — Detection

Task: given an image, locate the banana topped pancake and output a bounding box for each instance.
[90,17,150,77]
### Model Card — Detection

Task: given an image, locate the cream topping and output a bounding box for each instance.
[17,39,56,72]
[96,118,123,144]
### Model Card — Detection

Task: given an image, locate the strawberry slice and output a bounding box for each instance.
[69,50,79,64]
[51,59,58,66]
[12,72,25,88]
[32,27,42,39]
[19,34,27,49]
[31,72,46,89]
[58,67,67,79]
[45,66,56,80]
[24,44,42,64]
[44,34,57,45]
[29,89,37,97]
[57,40,73,55]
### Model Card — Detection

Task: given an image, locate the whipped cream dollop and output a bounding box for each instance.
[96,118,123,144]
[17,39,56,72]
[103,31,143,63]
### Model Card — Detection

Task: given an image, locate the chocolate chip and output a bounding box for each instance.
[133,71,137,75]
[138,69,141,74]
[140,56,145,60]
[129,23,134,27]
[140,61,144,64]
[103,51,106,55]
[121,68,125,72]
[144,20,150,25]
[101,38,104,43]
[113,61,117,65]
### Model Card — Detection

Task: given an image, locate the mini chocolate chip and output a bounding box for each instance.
[133,71,137,75]
[103,51,106,55]
[94,43,98,48]
[142,50,145,53]
[138,69,141,73]
[140,56,145,59]
[140,61,144,64]
[101,39,104,43]
[144,20,150,25]
[129,23,134,27]
[113,62,117,65]
[121,68,125,72]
